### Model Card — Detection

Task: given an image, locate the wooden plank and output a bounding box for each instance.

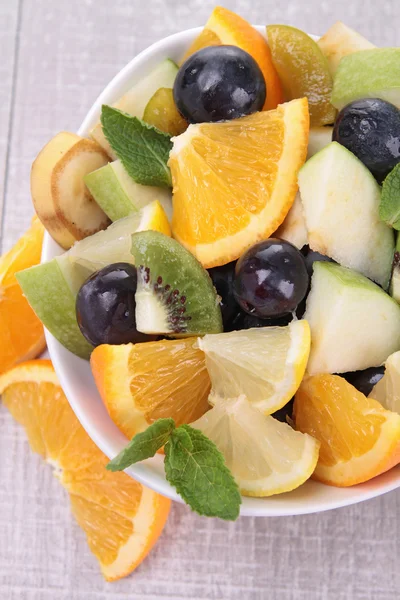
[0,0,21,251]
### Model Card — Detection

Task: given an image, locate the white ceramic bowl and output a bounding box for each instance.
[42,26,400,517]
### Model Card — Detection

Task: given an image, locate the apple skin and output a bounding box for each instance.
[304,262,400,375]
[16,256,93,359]
[84,160,172,223]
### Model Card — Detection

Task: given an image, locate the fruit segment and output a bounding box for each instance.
[304,262,400,375]
[197,321,311,415]
[298,142,394,287]
[267,24,336,126]
[369,351,400,414]
[182,6,283,110]
[143,88,187,136]
[90,338,211,439]
[193,395,319,497]
[130,231,223,336]
[91,59,179,157]
[169,99,309,268]
[294,374,400,486]
[307,127,333,159]
[331,49,400,110]
[0,360,170,581]
[16,256,93,359]
[317,21,375,75]
[274,192,308,249]
[31,132,110,250]
[84,160,173,222]
[0,217,46,374]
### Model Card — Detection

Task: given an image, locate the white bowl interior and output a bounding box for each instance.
[43,26,400,517]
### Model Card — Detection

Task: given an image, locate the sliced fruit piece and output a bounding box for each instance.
[267,24,336,126]
[274,192,308,249]
[131,231,223,336]
[197,320,310,415]
[91,59,179,157]
[0,217,45,373]
[369,351,400,414]
[298,142,394,287]
[390,235,400,303]
[192,395,319,497]
[317,21,375,75]
[84,159,172,222]
[143,88,187,136]
[304,262,400,375]
[294,373,400,486]
[0,360,170,581]
[31,132,110,250]
[331,49,400,111]
[169,99,309,268]
[68,200,171,272]
[182,6,283,110]
[90,338,211,439]
[16,255,92,358]
[307,126,333,159]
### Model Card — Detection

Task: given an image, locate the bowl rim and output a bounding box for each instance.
[42,24,400,517]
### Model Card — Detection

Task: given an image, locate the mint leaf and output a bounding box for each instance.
[379,163,400,229]
[106,418,175,471]
[164,425,241,521]
[101,105,173,188]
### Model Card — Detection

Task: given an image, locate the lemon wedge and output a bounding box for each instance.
[196,320,310,414]
[192,395,319,497]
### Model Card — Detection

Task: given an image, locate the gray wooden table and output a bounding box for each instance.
[1,1,399,598]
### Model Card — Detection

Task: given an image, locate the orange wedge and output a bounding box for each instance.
[182,6,283,110]
[294,374,400,487]
[169,98,309,268]
[91,338,211,440]
[0,216,46,374]
[0,360,170,581]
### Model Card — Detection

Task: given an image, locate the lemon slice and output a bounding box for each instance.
[369,351,400,414]
[196,320,310,414]
[192,395,319,497]
[67,199,170,271]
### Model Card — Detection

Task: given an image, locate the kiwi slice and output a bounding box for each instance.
[131,231,223,336]
[143,88,188,137]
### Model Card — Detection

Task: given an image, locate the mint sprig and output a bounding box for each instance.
[107,419,241,521]
[379,163,400,229]
[107,418,175,471]
[101,105,173,188]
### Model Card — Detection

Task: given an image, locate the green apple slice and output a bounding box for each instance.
[331,49,400,110]
[304,262,400,375]
[274,192,308,249]
[16,255,92,359]
[91,59,179,157]
[84,159,172,222]
[317,21,375,75]
[298,142,394,287]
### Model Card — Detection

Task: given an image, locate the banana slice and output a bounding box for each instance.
[31,132,110,249]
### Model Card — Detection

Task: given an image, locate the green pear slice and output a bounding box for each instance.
[298,142,394,287]
[304,262,400,375]
[331,48,400,110]
[16,255,92,359]
[91,59,179,157]
[317,21,375,75]
[84,159,172,222]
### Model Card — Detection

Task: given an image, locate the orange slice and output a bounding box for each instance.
[294,374,400,487]
[182,6,283,110]
[91,338,211,439]
[0,360,170,581]
[169,98,309,268]
[0,216,46,374]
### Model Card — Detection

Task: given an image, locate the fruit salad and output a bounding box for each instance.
[16,7,400,520]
